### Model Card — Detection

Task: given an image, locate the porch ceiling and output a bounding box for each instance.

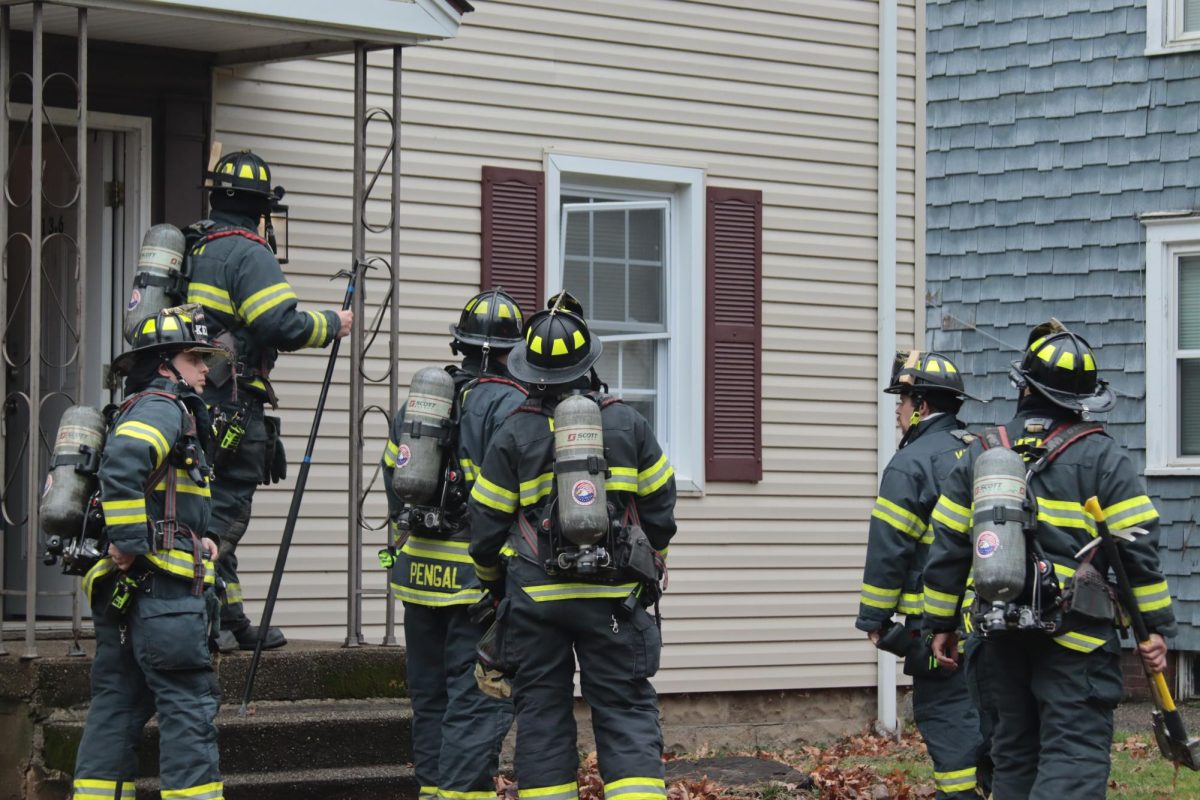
[0,0,471,63]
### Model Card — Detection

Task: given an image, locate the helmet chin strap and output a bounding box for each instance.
[160,354,192,392]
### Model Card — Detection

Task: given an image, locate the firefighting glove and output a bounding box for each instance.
[263,415,287,484]
[474,661,511,700]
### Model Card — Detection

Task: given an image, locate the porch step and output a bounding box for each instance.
[42,698,413,777]
[2,639,407,710]
[37,764,419,800]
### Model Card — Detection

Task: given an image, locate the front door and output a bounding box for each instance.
[2,114,147,619]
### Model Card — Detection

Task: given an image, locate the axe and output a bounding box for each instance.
[1084,497,1200,770]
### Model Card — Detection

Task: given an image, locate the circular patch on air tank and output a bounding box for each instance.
[42,473,53,497]
[976,530,999,559]
[127,289,142,311]
[395,443,411,469]
[572,480,597,506]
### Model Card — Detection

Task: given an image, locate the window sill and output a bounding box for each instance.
[675,478,705,498]
[1145,465,1200,477]
[1145,41,1200,57]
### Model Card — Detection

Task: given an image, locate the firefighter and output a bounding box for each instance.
[924,322,1175,799]
[468,307,677,800]
[72,309,225,799]
[381,288,526,800]
[185,149,353,651]
[856,351,989,799]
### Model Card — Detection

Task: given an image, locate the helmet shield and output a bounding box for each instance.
[450,288,525,349]
[1014,326,1115,414]
[506,309,602,386]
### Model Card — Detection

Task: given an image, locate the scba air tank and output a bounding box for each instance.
[40,406,106,539]
[124,224,187,343]
[971,446,1029,603]
[553,394,609,545]
[391,367,456,505]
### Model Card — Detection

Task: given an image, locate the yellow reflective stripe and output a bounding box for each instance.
[898,592,924,615]
[522,582,639,602]
[391,583,484,606]
[1134,580,1172,612]
[931,495,971,534]
[1037,498,1096,536]
[519,472,555,506]
[383,439,399,468]
[471,475,518,513]
[402,537,474,564]
[924,586,960,617]
[459,457,480,482]
[153,469,211,497]
[304,310,324,347]
[82,558,119,605]
[499,544,518,558]
[114,420,169,465]
[934,767,976,792]
[636,455,674,496]
[161,781,223,799]
[103,501,149,525]
[143,550,216,584]
[1104,495,1159,530]
[420,787,439,800]
[72,779,138,800]
[1053,630,1107,653]
[603,777,666,800]
[101,498,145,511]
[860,582,900,610]
[474,560,503,582]
[439,792,496,800]
[872,496,927,540]
[187,283,235,315]
[610,467,638,491]
[224,582,244,604]
[239,282,297,324]
[520,783,579,800]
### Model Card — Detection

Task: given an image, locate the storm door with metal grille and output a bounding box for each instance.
[559,197,670,436]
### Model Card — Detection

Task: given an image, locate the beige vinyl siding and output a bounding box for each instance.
[214,0,920,694]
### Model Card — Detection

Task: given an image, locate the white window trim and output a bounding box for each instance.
[1144,214,1200,475]
[1146,0,1200,55]
[544,152,705,494]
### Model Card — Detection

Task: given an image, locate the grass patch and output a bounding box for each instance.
[1108,732,1200,800]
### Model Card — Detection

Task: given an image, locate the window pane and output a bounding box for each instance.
[592,262,626,322]
[629,264,663,325]
[621,339,657,389]
[1181,359,1200,456]
[625,398,656,426]
[563,259,591,316]
[565,212,590,258]
[1180,255,1200,349]
[593,210,625,259]
[1187,0,1200,33]
[629,208,664,262]
[592,339,658,433]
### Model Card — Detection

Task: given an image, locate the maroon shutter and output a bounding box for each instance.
[480,166,544,316]
[706,187,763,482]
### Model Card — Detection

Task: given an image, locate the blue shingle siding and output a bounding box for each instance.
[927,0,1200,649]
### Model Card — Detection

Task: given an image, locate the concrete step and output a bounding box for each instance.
[1,640,407,710]
[37,764,419,800]
[42,698,413,778]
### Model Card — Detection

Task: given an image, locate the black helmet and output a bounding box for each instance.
[1012,322,1114,414]
[546,290,585,317]
[112,307,226,375]
[450,288,524,350]
[506,309,602,386]
[884,350,979,402]
[209,150,278,200]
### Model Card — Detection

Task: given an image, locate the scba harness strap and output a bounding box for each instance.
[119,389,211,595]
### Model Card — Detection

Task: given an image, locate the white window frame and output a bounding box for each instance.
[1146,0,1200,55]
[545,152,705,493]
[1144,214,1200,475]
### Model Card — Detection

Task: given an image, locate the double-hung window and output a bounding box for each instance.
[1146,0,1200,53]
[1144,215,1200,473]
[545,154,705,490]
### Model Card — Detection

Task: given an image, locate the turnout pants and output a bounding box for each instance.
[207,402,268,632]
[404,602,513,800]
[980,633,1122,800]
[912,665,985,799]
[505,569,666,800]
[73,575,221,798]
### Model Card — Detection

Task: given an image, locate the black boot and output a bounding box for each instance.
[233,624,287,651]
